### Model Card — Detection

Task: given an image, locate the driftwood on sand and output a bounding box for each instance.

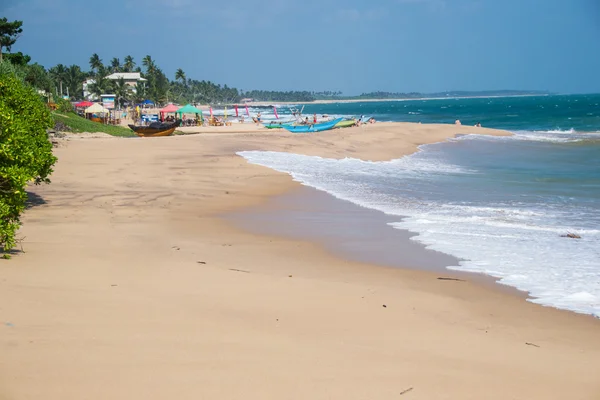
[560,232,581,239]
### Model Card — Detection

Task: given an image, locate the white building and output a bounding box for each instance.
[83,72,147,100]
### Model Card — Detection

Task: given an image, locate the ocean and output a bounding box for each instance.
[239,94,600,317]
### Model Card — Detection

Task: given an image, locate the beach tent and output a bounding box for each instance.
[84,103,110,114]
[176,104,203,119]
[141,99,154,106]
[75,100,93,108]
[160,103,179,120]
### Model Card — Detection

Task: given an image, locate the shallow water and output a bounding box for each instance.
[238,128,600,317]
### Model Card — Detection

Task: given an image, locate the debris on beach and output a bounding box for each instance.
[560,232,581,239]
[229,268,250,273]
[400,387,413,396]
[437,277,466,282]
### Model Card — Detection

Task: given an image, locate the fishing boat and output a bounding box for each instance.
[334,119,357,128]
[128,120,180,137]
[263,121,294,129]
[283,118,344,133]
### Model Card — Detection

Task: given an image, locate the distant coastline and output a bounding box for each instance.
[245,92,551,107]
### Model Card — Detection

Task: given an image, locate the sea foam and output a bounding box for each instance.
[238,133,600,317]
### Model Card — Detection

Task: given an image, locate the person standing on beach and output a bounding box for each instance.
[313,113,317,124]
[256,112,261,123]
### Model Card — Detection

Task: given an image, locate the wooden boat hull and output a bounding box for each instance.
[283,118,343,133]
[128,121,179,137]
[133,127,176,137]
[334,119,357,128]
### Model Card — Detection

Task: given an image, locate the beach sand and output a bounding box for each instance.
[1,123,599,400]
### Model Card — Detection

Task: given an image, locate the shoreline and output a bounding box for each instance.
[244,93,551,106]
[226,184,529,299]
[2,122,599,399]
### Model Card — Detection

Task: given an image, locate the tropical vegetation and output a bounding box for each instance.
[51,112,134,137]
[0,69,57,256]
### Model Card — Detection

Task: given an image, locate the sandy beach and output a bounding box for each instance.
[1,122,599,400]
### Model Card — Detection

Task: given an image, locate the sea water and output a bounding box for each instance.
[238,95,600,317]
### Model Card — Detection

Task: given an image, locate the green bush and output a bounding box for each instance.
[55,97,73,113]
[0,71,57,256]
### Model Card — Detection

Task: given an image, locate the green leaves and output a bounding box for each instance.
[0,18,23,63]
[0,72,57,254]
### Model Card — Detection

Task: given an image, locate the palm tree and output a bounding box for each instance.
[175,68,186,85]
[114,77,131,109]
[49,63,67,96]
[123,55,135,72]
[89,53,103,75]
[65,64,85,100]
[110,57,121,73]
[142,55,155,74]
[88,68,111,100]
[133,82,147,103]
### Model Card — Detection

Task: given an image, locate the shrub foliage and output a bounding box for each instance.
[0,71,57,255]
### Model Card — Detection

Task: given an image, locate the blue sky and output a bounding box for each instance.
[2,0,599,94]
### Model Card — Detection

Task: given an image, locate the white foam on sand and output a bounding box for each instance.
[238,147,600,317]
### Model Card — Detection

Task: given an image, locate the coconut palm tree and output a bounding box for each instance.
[110,57,121,73]
[64,64,85,100]
[114,77,131,109]
[123,55,135,72]
[49,63,67,96]
[142,55,155,74]
[88,68,112,100]
[175,68,186,85]
[89,53,103,75]
[133,82,147,103]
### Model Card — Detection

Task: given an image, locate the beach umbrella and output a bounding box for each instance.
[273,106,279,119]
[75,100,93,108]
[234,105,239,117]
[245,104,250,117]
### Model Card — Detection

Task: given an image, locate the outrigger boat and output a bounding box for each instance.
[334,119,357,128]
[263,121,294,129]
[283,118,343,133]
[128,120,180,137]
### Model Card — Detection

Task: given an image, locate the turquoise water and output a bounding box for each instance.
[242,95,600,316]
[255,94,600,133]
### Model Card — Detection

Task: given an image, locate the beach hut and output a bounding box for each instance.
[85,103,110,123]
[160,103,179,121]
[176,104,203,126]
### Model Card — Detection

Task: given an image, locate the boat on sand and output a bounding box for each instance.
[334,119,357,128]
[128,120,180,137]
[283,118,343,133]
[263,121,294,129]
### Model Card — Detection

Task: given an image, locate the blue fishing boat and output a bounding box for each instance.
[283,118,344,133]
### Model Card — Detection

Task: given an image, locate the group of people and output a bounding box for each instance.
[456,119,482,127]
[356,115,376,126]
